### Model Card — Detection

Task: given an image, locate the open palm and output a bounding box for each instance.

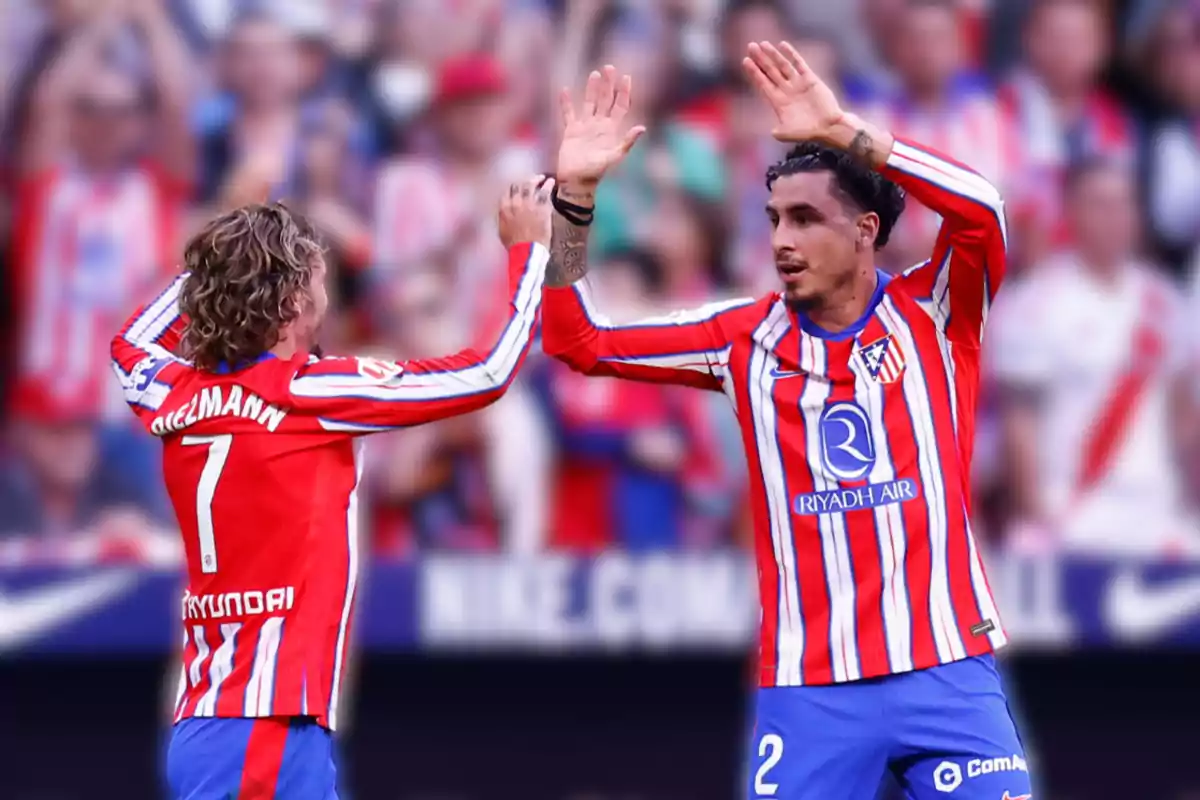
[556,65,647,186]
[742,41,844,143]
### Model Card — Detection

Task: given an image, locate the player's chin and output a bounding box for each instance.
[781,282,820,310]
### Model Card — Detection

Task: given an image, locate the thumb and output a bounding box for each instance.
[618,125,647,156]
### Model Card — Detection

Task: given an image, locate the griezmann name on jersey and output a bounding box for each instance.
[111,242,548,730]
[542,140,1008,687]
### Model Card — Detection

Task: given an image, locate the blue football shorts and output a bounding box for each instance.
[746,655,1034,799]
[166,716,340,800]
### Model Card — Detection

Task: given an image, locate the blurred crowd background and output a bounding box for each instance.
[3,0,1200,563]
[4,0,1200,798]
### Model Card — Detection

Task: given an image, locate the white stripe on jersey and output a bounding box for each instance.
[127,277,184,343]
[173,631,188,717]
[847,339,915,674]
[798,339,861,683]
[878,298,967,662]
[328,441,363,731]
[891,141,1006,234]
[186,625,210,703]
[244,617,285,717]
[747,304,804,686]
[923,251,962,437]
[966,518,1008,649]
[196,622,241,717]
[576,283,753,376]
[291,246,546,403]
[317,418,396,433]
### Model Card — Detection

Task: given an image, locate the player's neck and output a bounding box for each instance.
[270,334,303,362]
[800,267,880,333]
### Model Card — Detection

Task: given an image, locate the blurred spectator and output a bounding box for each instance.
[9,1,192,509]
[987,158,1199,557]
[859,0,1017,270]
[194,7,371,213]
[1000,0,1134,264]
[1137,0,1200,266]
[372,53,535,327]
[367,268,549,554]
[531,250,730,552]
[587,19,726,261]
[0,389,165,541]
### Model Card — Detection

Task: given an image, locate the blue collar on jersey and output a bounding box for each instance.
[213,352,276,374]
[794,268,892,342]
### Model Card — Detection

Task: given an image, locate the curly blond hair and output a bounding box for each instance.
[180,204,323,372]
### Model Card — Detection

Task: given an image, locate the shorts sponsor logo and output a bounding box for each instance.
[934,755,1028,793]
[968,754,1028,778]
[933,761,962,793]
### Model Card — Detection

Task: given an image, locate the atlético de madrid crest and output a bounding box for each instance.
[856,334,905,383]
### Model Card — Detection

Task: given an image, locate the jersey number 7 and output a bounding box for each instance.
[181,433,233,574]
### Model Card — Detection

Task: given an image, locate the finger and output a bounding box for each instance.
[509,182,521,198]
[536,177,556,203]
[761,41,799,82]
[742,57,787,111]
[747,41,787,88]
[779,41,814,80]
[582,70,602,117]
[559,87,577,128]
[600,64,619,115]
[612,73,633,120]
[618,125,647,156]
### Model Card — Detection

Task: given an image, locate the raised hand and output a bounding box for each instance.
[556,65,646,187]
[498,175,555,249]
[742,41,844,144]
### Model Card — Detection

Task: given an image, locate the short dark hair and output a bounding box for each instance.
[765,142,907,249]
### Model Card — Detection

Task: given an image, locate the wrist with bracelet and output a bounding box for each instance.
[551,185,595,227]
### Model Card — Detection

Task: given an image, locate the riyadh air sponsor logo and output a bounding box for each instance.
[792,401,919,514]
[933,755,1028,793]
[1103,568,1200,642]
[0,571,140,653]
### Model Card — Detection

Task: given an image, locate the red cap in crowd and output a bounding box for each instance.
[434,54,509,106]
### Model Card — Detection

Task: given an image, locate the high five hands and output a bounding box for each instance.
[554,41,890,188]
[555,65,646,189]
[742,41,891,165]
[742,41,845,144]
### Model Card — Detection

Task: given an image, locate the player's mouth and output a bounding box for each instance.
[776,261,807,280]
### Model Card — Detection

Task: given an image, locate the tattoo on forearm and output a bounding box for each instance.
[547,190,594,288]
[848,129,873,165]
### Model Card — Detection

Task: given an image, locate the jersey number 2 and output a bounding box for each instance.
[181,433,232,574]
[754,733,784,796]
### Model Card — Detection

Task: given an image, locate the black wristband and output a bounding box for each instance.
[551,185,595,227]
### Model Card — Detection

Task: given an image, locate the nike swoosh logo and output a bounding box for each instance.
[769,367,806,379]
[0,570,141,653]
[1102,569,1200,642]
[1002,793,1032,800]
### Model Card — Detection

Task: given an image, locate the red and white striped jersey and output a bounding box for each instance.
[859,92,1019,264]
[542,140,1008,687]
[12,165,185,421]
[110,242,547,728]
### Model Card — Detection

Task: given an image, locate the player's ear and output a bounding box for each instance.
[856,212,880,251]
